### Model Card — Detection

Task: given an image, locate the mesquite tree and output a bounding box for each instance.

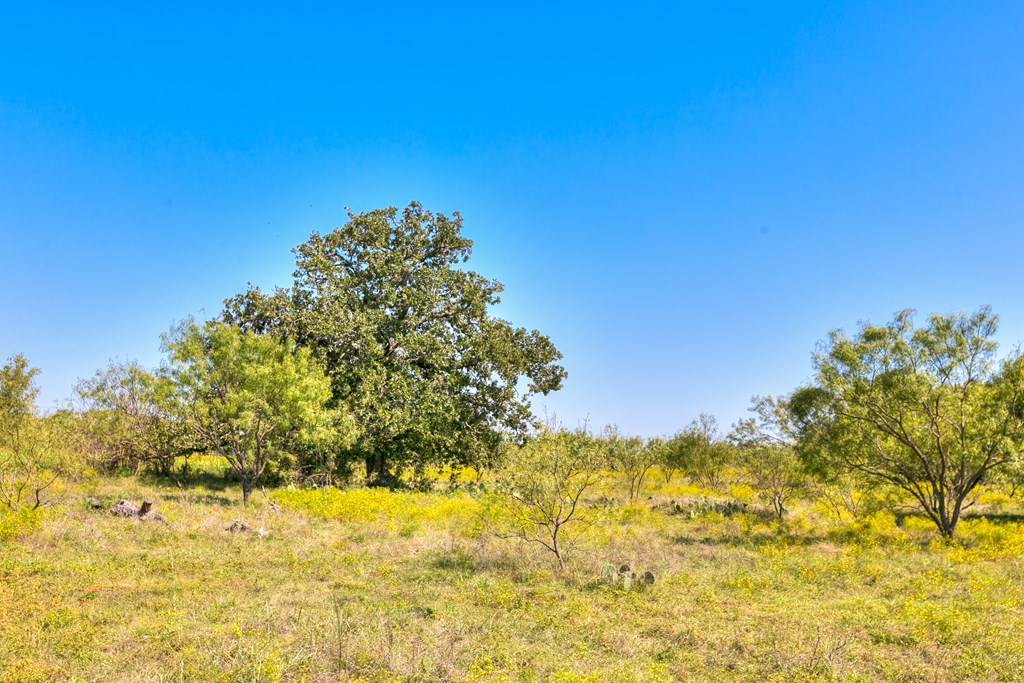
[790,307,1024,538]
[163,321,353,504]
[0,355,71,511]
[663,413,731,489]
[492,428,602,569]
[601,425,661,501]
[75,361,191,474]
[731,396,805,520]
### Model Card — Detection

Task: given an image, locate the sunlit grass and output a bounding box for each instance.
[2,468,1023,682]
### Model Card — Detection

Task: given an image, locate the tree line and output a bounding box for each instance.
[2,203,1024,540]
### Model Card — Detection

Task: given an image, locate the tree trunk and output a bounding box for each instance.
[242,480,253,506]
[551,530,565,570]
[365,452,390,485]
[772,493,785,520]
[939,509,959,539]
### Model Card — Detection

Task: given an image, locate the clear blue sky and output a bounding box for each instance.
[3,2,1024,436]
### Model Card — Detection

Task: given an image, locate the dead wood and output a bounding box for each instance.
[108,499,166,522]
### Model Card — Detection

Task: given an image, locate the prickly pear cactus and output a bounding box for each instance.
[601,563,655,591]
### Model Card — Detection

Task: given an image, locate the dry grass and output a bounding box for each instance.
[1,468,1023,682]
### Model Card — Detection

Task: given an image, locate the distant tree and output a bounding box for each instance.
[163,321,354,504]
[0,354,38,433]
[731,396,805,520]
[222,202,566,483]
[790,307,1024,538]
[0,355,68,511]
[807,471,868,522]
[491,427,602,569]
[75,360,192,474]
[601,425,660,501]
[664,413,731,489]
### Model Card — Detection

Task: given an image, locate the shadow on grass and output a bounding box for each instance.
[139,469,235,493]
[134,467,241,507]
[888,509,1024,527]
[162,492,236,507]
[961,511,1024,524]
[670,530,830,548]
[426,546,477,574]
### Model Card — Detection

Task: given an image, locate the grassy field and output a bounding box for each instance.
[2,463,1024,682]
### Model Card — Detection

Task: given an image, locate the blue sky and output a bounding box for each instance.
[3,2,1024,436]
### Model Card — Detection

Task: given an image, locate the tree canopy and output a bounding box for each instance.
[223,202,566,481]
[790,307,1024,537]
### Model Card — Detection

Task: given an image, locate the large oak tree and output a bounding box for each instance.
[223,203,566,482]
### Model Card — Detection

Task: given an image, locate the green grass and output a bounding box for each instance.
[2,471,1024,682]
